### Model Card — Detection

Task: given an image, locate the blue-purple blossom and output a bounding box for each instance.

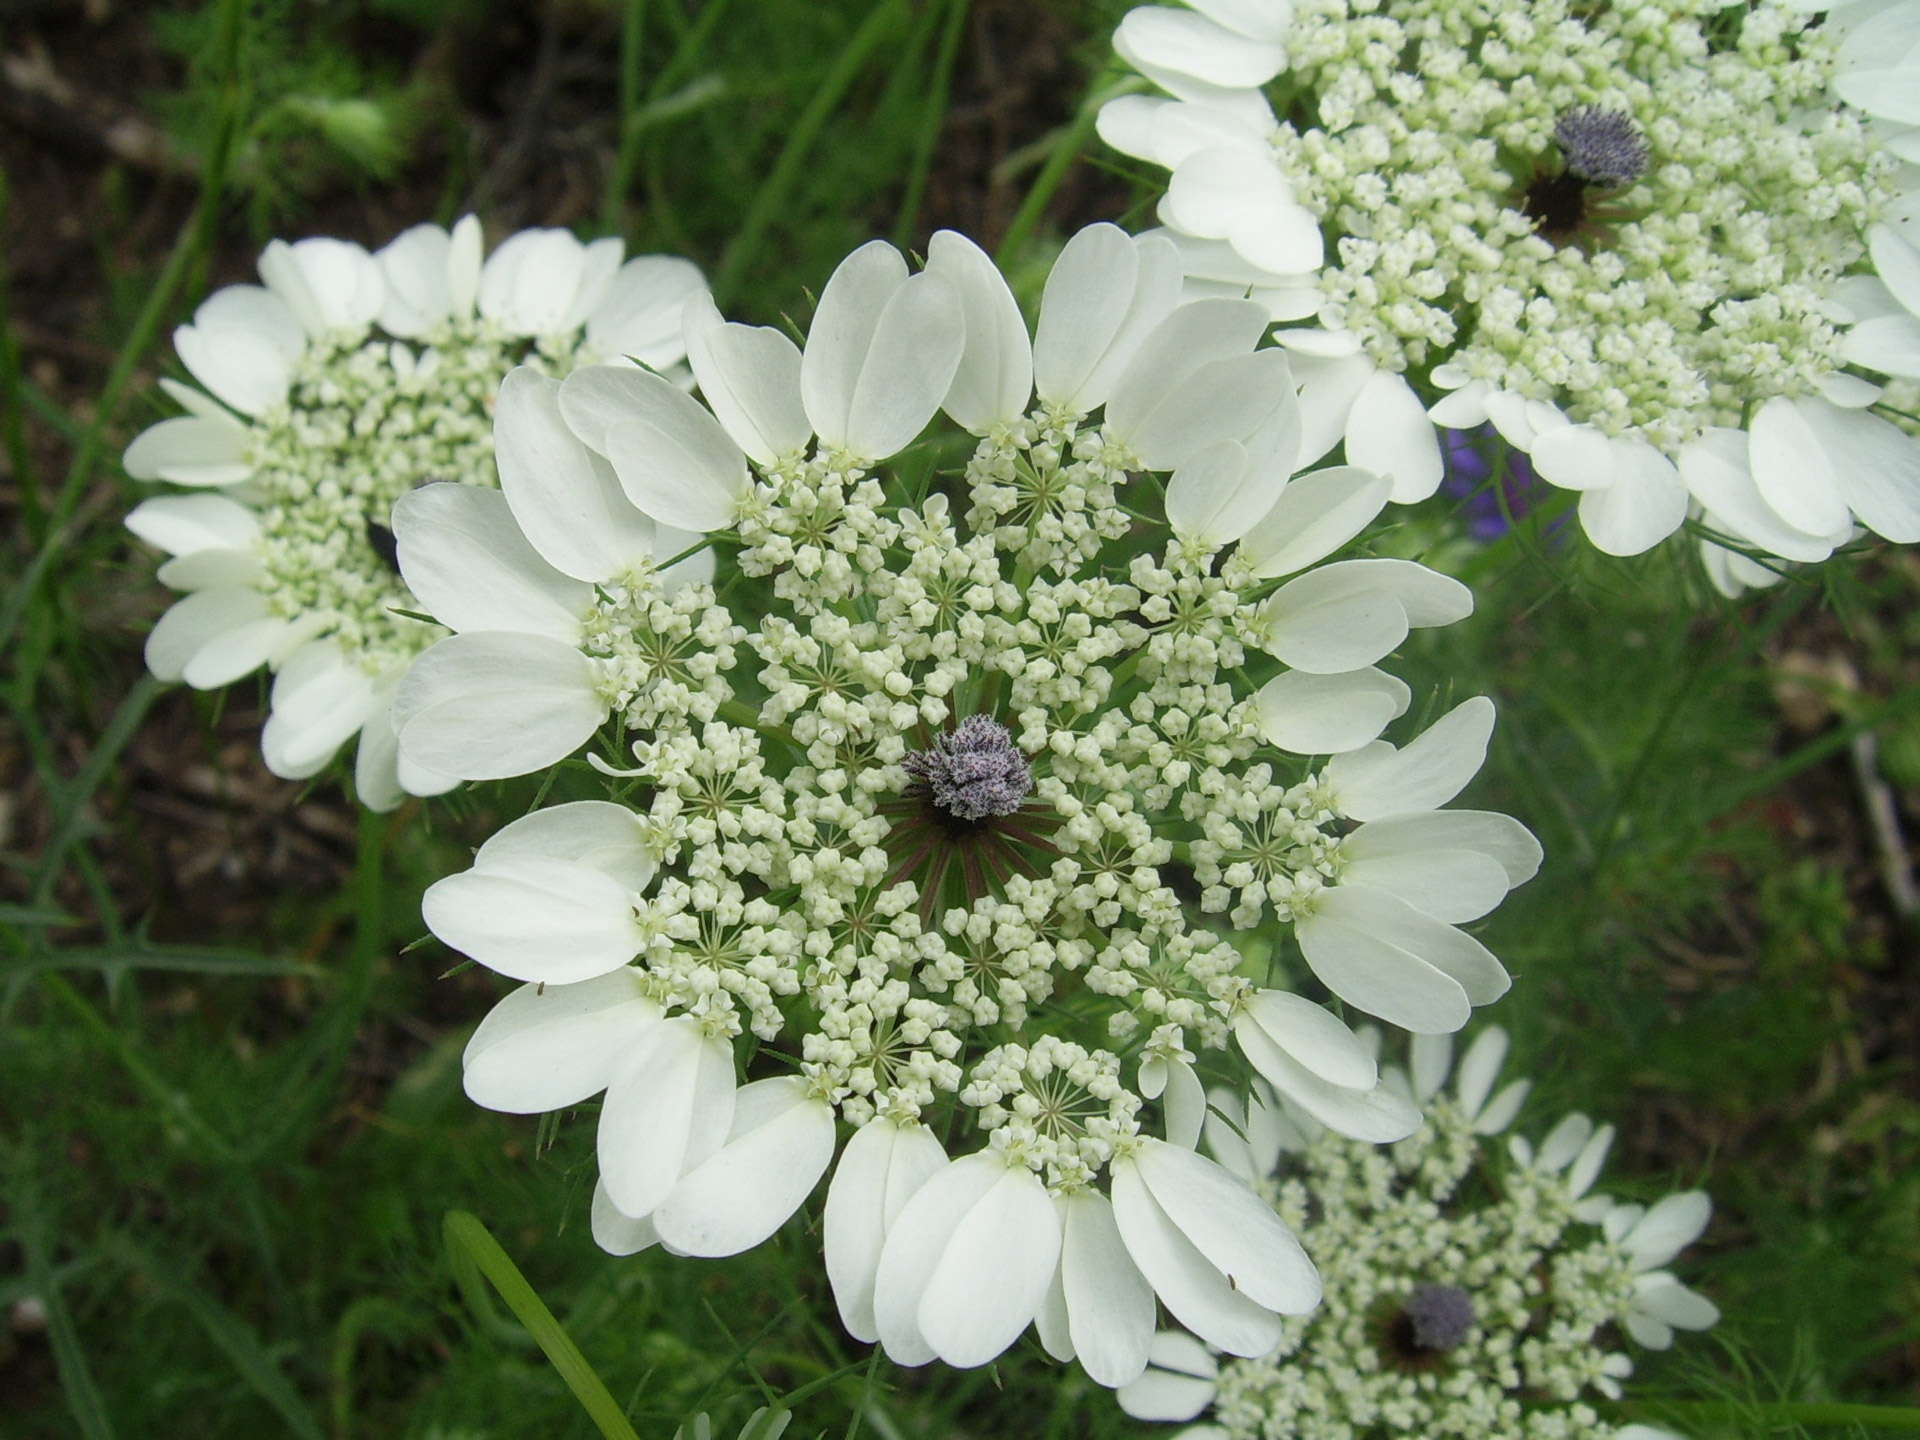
[903,715,1033,822]
[1405,1282,1477,1351]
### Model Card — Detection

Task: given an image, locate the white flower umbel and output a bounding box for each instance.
[1118,1026,1718,1440]
[1100,0,1920,579]
[123,218,707,808]
[412,224,1541,1387]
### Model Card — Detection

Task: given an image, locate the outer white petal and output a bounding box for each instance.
[1255,667,1410,755]
[1797,397,1920,542]
[1870,222,1920,316]
[392,630,607,780]
[872,1150,1003,1365]
[1233,1013,1424,1142]
[1323,696,1495,821]
[1135,1139,1319,1315]
[375,222,456,338]
[594,372,751,532]
[591,1179,661,1257]
[1566,1121,1616,1197]
[1576,439,1689,556]
[916,1162,1061,1368]
[261,641,377,778]
[1057,1189,1157,1388]
[1345,810,1542,888]
[801,240,909,449]
[825,1121,949,1343]
[1295,888,1474,1033]
[393,484,590,640]
[1257,560,1470,674]
[1679,428,1841,564]
[1109,1152,1290,1356]
[1346,370,1443,502]
[461,970,661,1113]
[1161,148,1323,276]
[1201,1083,1289,1183]
[479,229,588,336]
[1115,7,1285,90]
[1240,990,1375,1089]
[1625,1309,1676,1350]
[1843,311,1920,377]
[596,1018,736,1218]
[1750,396,1852,537]
[1285,349,1372,470]
[495,367,657,583]
[260,237,384,338]
[1410,1030,1453,1104]
[1633,1273,1720,1332]
[188,284,307,366]
[1238,467,1393,580]
[1622,1191,1713,1271]
[1115,1332,1220,1422]
[586,255,709,369]
[423,856,645,986]
[653,1078,837,1257]
[123,414,253,487]
[143,587,288,687]
[926,230,1032,434]
[559,238,627,334]
[1106,297,1272,443]
[1033,226,1182,413]
[126,493,259,557]
[1320,884,1510,1007]
[1119,349,1295,475]
[842,270,965,462]
[1530,423,1621,492]
[173,320,296,417]
[682,292,811,464]
[473,799,656,889]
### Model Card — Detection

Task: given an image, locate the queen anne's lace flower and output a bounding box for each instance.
[1100,0,1920,583]
[1119,1027,1717,1439]
[123,218,706,807]
[405,224,1541,1388]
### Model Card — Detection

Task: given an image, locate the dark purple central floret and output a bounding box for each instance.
[1404,1283,1476,1351]
[902,715,1032,823]
[1554,106,1649,188]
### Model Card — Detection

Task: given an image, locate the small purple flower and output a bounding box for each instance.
[1554,107,1650,189]
[1403,1283,1476,1351]
[1441,425,1544,542]
[903,715,1033,823]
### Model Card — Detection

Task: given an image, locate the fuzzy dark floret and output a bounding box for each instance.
[1554,106,1649,188]
[902,715,1033,822]
[1404,1283,1477,1351]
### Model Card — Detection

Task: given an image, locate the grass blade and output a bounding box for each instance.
[443,1210,645,1440]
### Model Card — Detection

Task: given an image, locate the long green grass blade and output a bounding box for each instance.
[443,1210,645,1440]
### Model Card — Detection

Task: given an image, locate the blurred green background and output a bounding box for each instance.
[3,0,1918,1435]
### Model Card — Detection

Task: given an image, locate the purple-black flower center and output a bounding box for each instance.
[902,715,1033,825]
[1523,107,1648,243]
[1403,1283,1476,1351]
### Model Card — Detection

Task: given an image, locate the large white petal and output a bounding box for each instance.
[261,641,377,777]
[462,970,661,1113]
[1679,428,1840,564]
[586,255,708,369]
[1634,1273,1719,1331]
[1323,695,1495,820]
[1136,1139,1319,1316]
[917,1163,1061,1368]
[825,1121,949,1343]
[375,222,456,338]
[1238,466,1393,579]
[872,1150,1002,1365]
[495,367,657,583]
[173,322,295,417]
[258,237,383,338]
[1255,667,1410,754]
[473,800,655,890]
[1285,348,1372,470]
[126,493,259,557]
[1336,844,1512,924]
[1239,990,1375,1089]
[1750,396,1852,536]
[189,284,306,364]
[1058,1189,1156,1388]
[843,269,965,462]
[479,229,588,336]
[926,231,1032,434]
[1870,221,1920,316]
[1109,1155,1287,1356]
[143,586,275,685]
[597,1019,736,1219]
[801,240,908,450]
[1114,6,1284,89]
[1233,1015,1424,1142]
[1622,1191,1712,1270]
[1295,889,1473,1033]
[1258,568,1408,674]
[1346,810,1542,888]
[1115,1331,1220,1422]
[1453,1027,1509,1116]
[1576,439,1689,556]
[682,292,811,465]
[591,370,750,532]
[122,414,253,487]
[1798,397,1920,542]
[1034,228,1183,414]
[1346,370,1443,502]
[392,630,606,779]
[591,1179,661,1257]
[1127,350,1297,477]
[393,484,589,639]
[1106,297,1272,441]
[423,854,645,985]
[653,1079,836,1257]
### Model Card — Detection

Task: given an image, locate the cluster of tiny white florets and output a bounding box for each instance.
[1209,1097,1649,1440]
[1270,0,1893,447]
[577,411,1360,1181]
[250,322,584,671]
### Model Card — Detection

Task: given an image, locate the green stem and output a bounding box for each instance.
[994,72,1143,267]
[1635,1400,1920,1431]
[442,1211,644,1440]
[711,0,908,306]
[603,0,651,237]
[891,0,971,251]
